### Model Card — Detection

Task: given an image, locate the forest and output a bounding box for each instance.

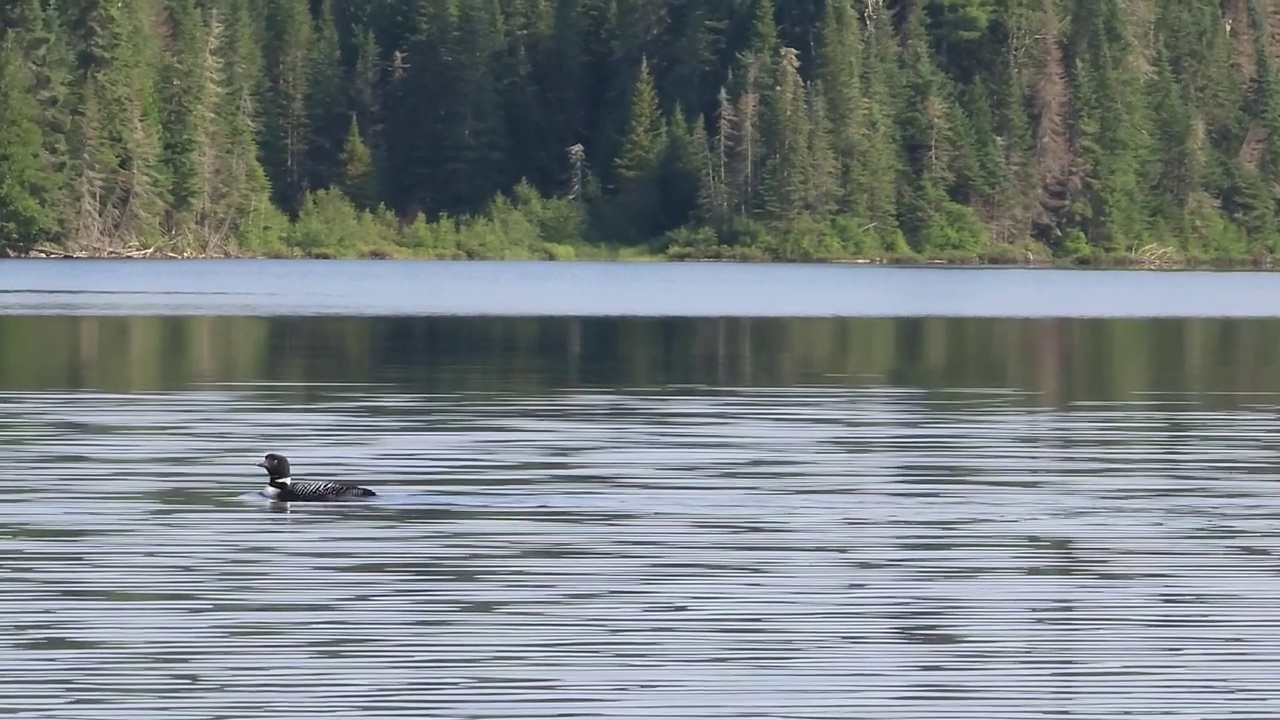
[0,0,1277,265]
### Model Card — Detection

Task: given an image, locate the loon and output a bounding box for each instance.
[256,452,377,502]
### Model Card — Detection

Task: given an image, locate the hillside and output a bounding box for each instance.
[0,0,1277,264]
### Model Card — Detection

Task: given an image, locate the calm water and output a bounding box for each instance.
[5,258,1280,317]
[3,261,1280,719]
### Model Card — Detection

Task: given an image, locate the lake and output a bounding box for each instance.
[2,260,1280,719]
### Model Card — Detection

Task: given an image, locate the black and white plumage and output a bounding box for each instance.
[256,452,377,502]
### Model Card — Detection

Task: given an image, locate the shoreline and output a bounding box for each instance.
[8,244,1276,272]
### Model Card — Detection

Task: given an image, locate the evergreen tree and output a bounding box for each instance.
[0,36,61,252]
[611,55,666,238]
[350,27,381,134]
[898,0,959,249]
[747,0,777,68]
[815,0,865,217]
[541,0,588,180]
[305,0,346,191]
[261,0,312,212]
[985,30,1036,245]
[857,0,904,237]
[614,56,665,187]
[4,0,71,216]
[1148,39,1197,218]
[1,0,1279,259]
[0,0,44,34]
[65,0,169,247]
[436,0,509,212]
[805,82,839,219]
[215,0,277,249]
[339,114,377,209]
[702,83,736,224]
[1066,0,1154,251]
[381,0,437,216]
[759,46,810,225]
[159,0,209,232]
[659,107,705,229]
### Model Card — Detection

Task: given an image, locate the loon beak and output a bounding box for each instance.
[255,460,267,468]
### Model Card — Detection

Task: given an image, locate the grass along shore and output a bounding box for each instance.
[7,186,1277,271]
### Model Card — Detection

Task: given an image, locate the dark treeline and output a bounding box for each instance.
[0,0,1277,263]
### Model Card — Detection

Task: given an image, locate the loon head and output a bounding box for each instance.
[257,452,292,482]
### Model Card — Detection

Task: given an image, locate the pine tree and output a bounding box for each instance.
[541,0,587,184]
[703,83,736,224]
[805,82,839,218]
[0,36,61,252]
[747,0,778,69]
[582,0,626,179]
[986,33,1037,245]
[350,27,381,134]
[0,0,43,34]
[305,0,346,191]
[927,0,999,81]
[759,46,809,225]
[339,114,377,209]
[731,60,764,215]
[611,55,666,238]
[1148,38,1197,218]
[659,108,705,230]
[216,0,276,249]
[3,0,70,230]
[1066,0,1154,251]
[1,0,1276,259]
[615,0,669,70]
[815,0,865,217]
[261,0,312,213]
[160,0,210,232]
[857,0,904,238]
[614,55,665,188]
[436,0,509,212]
[898,0,957,248]
[495,9,541,193]
[381,0,441,216]
[664,0,713,117]
[65,0,169,247]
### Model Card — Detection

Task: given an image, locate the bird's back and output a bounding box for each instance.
[284,480,377,501]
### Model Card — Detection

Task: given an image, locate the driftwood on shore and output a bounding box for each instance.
[23,243,218,259]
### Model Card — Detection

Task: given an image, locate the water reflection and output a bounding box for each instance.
[4,315,1280,407]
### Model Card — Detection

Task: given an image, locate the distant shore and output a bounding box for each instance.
[8,242,1276,272]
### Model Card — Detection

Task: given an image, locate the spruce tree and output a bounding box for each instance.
[815,0,865,218]
[0,36,61,252]
[216,0,276,249]
[3,0,1276,258]
[658,108,705,230]
[339,114,377,210]
[1148,39,1197,220]
[857,0,904,239]
[305,0,346,191]
[261,0,312,213]
[758,46,810,226]
[703,83,736,225]
[805,82,839,219]
[612,55,666,238]
[159,0,209,232]
[614,56,664,177]
[437,0,509,212]
[350,27,381,134]
[65,0,168,247]
[1068,0,1156,251]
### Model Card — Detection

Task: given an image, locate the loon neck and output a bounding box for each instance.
[267,477,293,488]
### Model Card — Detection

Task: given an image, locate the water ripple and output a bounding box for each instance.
[1,386,1279,718]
